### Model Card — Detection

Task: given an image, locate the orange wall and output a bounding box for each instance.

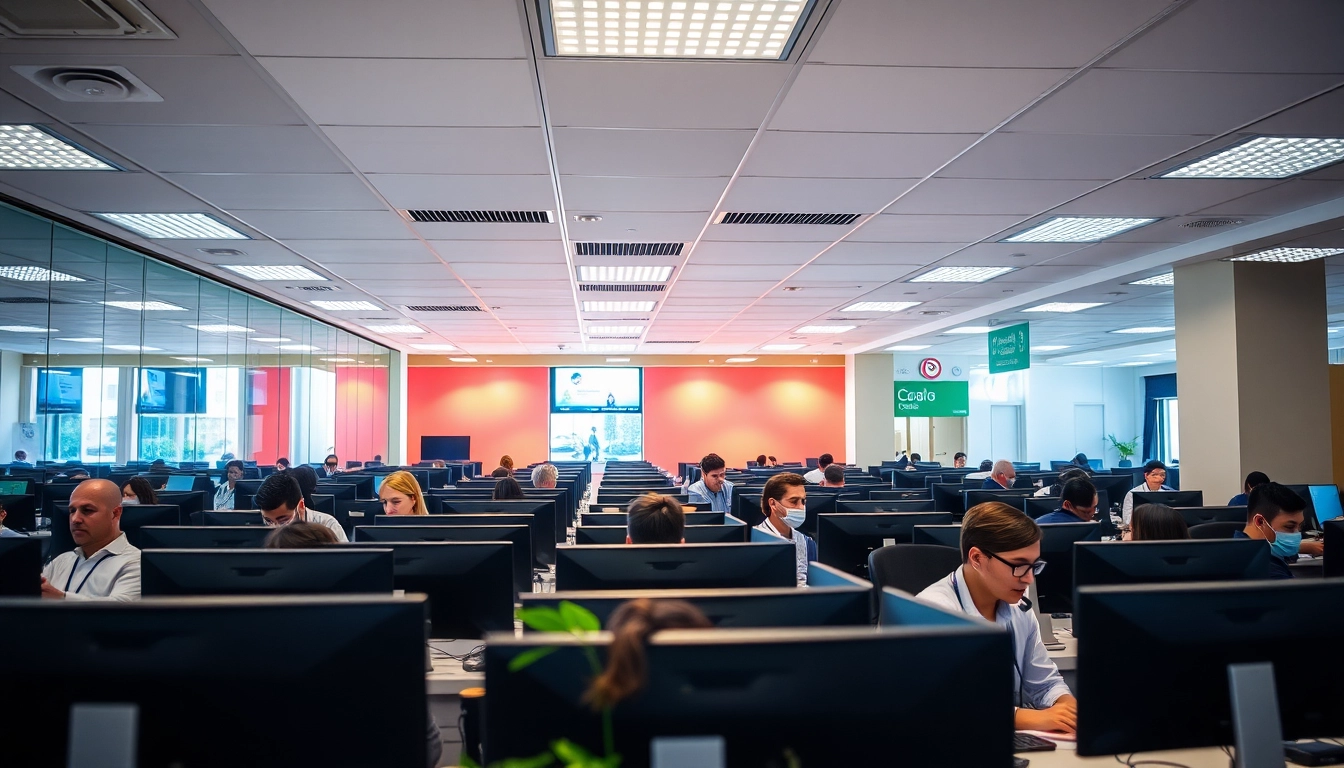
[335,365,389,463]
[407,367,550,466]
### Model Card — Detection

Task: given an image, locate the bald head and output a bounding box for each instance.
[73,478,123,509]
[68,479,124,556]
[991,460,1017,490]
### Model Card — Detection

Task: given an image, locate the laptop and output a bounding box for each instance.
[165,475,196,492]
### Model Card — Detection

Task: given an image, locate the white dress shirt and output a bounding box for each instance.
[42,532,141,601]
[803,468,825,484]
[306,509,349,542]
[754,519,809,586]
[917,566,1071,710]
[1122,482,1174,525]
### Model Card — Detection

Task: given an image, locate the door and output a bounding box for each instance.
[990,405,1023,462]
[1073,404,1105,463]
[931,417,966,466]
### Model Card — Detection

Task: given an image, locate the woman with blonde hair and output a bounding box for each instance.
[379,469,428,516]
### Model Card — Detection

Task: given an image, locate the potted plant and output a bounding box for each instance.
[1106,434,1140,468]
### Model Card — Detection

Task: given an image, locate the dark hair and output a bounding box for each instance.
[584,598,711,710]
[492,476,525,501]
[225,459,245,475]
[960,501,1041,562]
[979,459,993,471]
[264,521,337,549]
[760,472,806,519]
[822,464,845,484]
[767,456,777,464]
[288,465,318,508]
[124,476,158,505]
[627,493,685,544]
[954,452,967,461]
[324,454,338,465]
[755,454,767,466]
[1060,477,1097,511]
[1243,471,1270,493]
[1248,482,1306,524]
[818,453,833,468]
[700,453,725,473]
[1130,504,1189,541]
[276,457,291,468]
[254,473,303,513]
[909,453,922,462]
[1143,460,1167,475]
[1071,453,1089,466]
[1058,467,1089,486]
[491,467,511,478]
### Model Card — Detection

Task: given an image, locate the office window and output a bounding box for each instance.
[1156,398,1179,465]
[137,368,240,463]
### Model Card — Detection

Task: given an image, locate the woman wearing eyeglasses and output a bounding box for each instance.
[917,501,1077,735]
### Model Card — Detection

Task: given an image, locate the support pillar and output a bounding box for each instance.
[388,349,408,466]
[846,353,895,468]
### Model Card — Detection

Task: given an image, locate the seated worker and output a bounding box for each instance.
[492,476,526,501]
[906,453,922,470]
[585,598,711,709]
[214,459,244,510]
[819,464,846,488]
[1125,503,1189,541]
[41,479,142,601]
[625,493,685,544]
[685,453,733,512]
[1229,471,1270,507]
[1121,460,1173,525]
[982,460,1016,490]
[255,473,349,542]
[965,459,994,481]
[379,470,429,515]
[1234,482,1316,579]
[918,502,1076,734]
[1033,467,1088,498]
[122,476,158,505]
[804,453,833,484]
[953,452,968,469]
[753,472,816,586]
[1034,477,1098,525]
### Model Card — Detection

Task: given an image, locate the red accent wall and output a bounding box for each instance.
[407,367,550,466]
[248,367,291,464]
[335,365,390,463]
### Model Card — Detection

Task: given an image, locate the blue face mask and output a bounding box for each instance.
[1270,530,1302,559]
[783,508,807,530]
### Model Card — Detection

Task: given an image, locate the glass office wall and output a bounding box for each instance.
[0,200,392,467]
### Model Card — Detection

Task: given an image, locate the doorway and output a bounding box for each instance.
[990,405,1024,462]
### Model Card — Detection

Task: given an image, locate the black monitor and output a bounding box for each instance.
[1325,519,1344,578]
[432,502,556,566]
[911,524,962,549]
[555,542,796,590]
[1088,474,1138,506]
[155,491,207,523]
[346,541,514,639]
[192,510,264,526]
[930,483,965,516]
[231,479,263,501]
[353,524,530,595]
[308,493,336,515]
[137,526,272,550]
[1034,523,1103,613]
[1131,490,1204,509]
[45,504,181,553]
[483,623,1012,766]
[0,494,37,532]
[963,488,1036,512]
[835,500,936,513]
[327,475,373,499]
[1075,580,1344,756]
[1073,540,1271,594]
[0,536,41,596]
[575,524,748,545]
[141,549,394,596]
[1175,505,1247,526]
[868,489,931,502]
[580,511,725,527]
[316,482,359,502]
[0,595,428,768]
[816,512,956,577]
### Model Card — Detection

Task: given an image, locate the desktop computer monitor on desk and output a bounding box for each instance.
[140,549,394,596]
[1130,490,1204,509]
[1034,522,1103,614]
[137,526,271,550]
[345,540,514,638]
[1073,540,1272,592]
[554,541,795,590]
[815,512,956,577]
[0,537,41,596]
[353,524,530,595]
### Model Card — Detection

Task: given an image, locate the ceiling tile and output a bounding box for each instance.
[561,176,727,212]
[848,214,1026,243]
[428,240,566,263]
[942,132,1205,180]
[70,125,349,173]
[688,241,826,266]
[231,210,414,240]
[888,178,1100,215]
[791,263,923,283]
[678,263,799,282]
[1054,178,1282,217]
[365,174,556,210]
[323,127,551,175]
[285,240,440,264]
[164,173,385,211]
[0,170,202,212]
[553,128,754,176]
[412,222,562,241]
[723,177,919,213]
[816,242,961,265]
[1194,180,1344,217]
[742,132,979,178]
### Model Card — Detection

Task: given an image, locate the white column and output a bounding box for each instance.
[846,353,895,468]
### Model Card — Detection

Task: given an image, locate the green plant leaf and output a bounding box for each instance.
[517,606,570,632]
[550,738,597,763]
[496,753,557,768]
[558,600,601,633]
[507,645,558,672]
[458,753,481,768]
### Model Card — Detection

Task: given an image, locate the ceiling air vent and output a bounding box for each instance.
[1182,218,1245,229]
[401,210,554,224]
[715,212,862,226]
[575,242,684,256]
[0,296,73,304]
[198,247,246,257]
[0,0,176,39]
[589,335,641,340]
[12,65,163,101]
[578,284,666,293]
[644,340,701,345]
[293,285,337,292]
[403,305,484,312]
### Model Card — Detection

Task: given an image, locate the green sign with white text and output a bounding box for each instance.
[988,323,1030,374]
[894,380,969,417]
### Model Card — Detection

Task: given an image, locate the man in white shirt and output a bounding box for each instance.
[255,473,349,542]
[752,472,816,586]
[1122,460,1174,525]
[41,479,141,601]
[803,453,833,484]
[964,459,995,481]
[685,453,733,513]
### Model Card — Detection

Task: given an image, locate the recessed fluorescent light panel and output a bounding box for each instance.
[945,326,993,334]
[583,301,656,312]
[1160,137,1344,179]
[577,265,673,282]
[364,325,425,334]
[173,357,212,363]
[1111,326,1174,334]
[0,325,52,332]
[909,266,1015,283]
[277,344,318,351]
[94,213,248,240]
[842,301,921,312]
[320,357,357,363]
[189,324,253,334]
[0,125,116,170]
[795,325,854,334]
[539,0,817,60]
[0,265,84,282]
[449,357,478,363]
[1066,360,1102,365]
[106,344,161,352]
[251,337,291,343]
[725,357,758,363]
[101,300,186,311]
[58,337,102,343]
[1031,345,1071,352]
[1114,361,1154,367]
[1128,273,1174,286]
[586,344,636,353]
[1021,302,1107,313]
[588,325,645,336]
[885,345,930,351]
[761,344,804,351]
[410,344,457,351]
[310,300,381,311]
[220,265,327,281]
[1002,216,1158,243]
[1227,247,1344,263]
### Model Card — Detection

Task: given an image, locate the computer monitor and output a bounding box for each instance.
[1035,522,1103,613]
[575,524,748,545]
[835,499,936,513]
[962,488,1035,513]
[308,493,336,515]
[911,524,962,549]
[315,482,359,502]
[483,623,1013,766]
[816,512,957,577]
[1075,580,1344,756]
[1,595,428,768]
[580,511,725,527]
[433,501,556,566]
[868,489,931,502]
[140,549,394,596]
[164,474,196,492]
[555,541,796,590]
[352,524,530,595]
[0,479,29,495]
[1131,490,1204,509]
[1308,484,1343,529]
[1073,540,1271,594]
[192,510,264,526]
[1175,505,1247,526]
[1088,474,1138,506]
[373,473,387,495]
[1325,519,1344,578]
[155,491,207,523]
[0,494,37,532]
[346,541,514,639]
[929,483,965,516]
[0,536,41,596]
[137,526,272,550]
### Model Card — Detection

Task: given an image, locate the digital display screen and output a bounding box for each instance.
[551,367,642,413]
[37,368,82,413]
[137,368,207,414]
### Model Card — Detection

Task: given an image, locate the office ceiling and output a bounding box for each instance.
[0,0,1342,359]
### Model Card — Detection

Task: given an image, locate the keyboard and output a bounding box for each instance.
[1013,733,1058,752]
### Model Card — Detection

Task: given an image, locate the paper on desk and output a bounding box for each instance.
[1019,731,1076,750]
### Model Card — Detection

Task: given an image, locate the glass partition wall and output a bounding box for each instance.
[0,200,392,467]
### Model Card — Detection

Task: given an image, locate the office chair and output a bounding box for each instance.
[1188,521,1244,540]
[866,544,961,596]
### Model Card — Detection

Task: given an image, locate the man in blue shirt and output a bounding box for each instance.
[1121,460,1174,525]
[685,453,733,513]
[1232,481,1313,580]
[981,460,1016,490]
[1228,470,1269,507]
[10,450,31,468]
[1035,477,1098,526]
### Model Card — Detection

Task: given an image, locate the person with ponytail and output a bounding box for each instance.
[584,598,711,710]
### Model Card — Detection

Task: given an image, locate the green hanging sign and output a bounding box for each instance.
[988,323,1030,374]
[893,380,969,417]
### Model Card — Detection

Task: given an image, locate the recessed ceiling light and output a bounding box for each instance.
[1227,247,1344,263]
[539,0,816,60]
[1114,361,1155,367]
[0,124,116,170]
[106,344,161,352]
[761,344,805,351]
[1021,302,1108,313]
[588,325,645,336]
[605,357,631,362]
[277,344,318,351]
[577,265,673,282]
[189,324,254,334]
[220,264,327,281]
[364,324,425,334]
[1066,360,1102,365]
[1031,345,1071,352]
[94,212,248,239]
[885,344,931,351]
[410,343,457,351]
[1128,273,1174,286]
[101,300,186,311]
[173,356,212,363]
[0,265,84,282]
[795,325,855,334]
[251,337,291,343]
[583,301,656,312]
[1002,216,1158,243]
[449,357,478,363]
[783,287,803,292]
[574,214,603,222]
[1137,353,1164,358]
[945,326,994,334]
[725,357,758,363]
[586,344,636,353]
[57,337,102,343]
[310,300,381,311]
[1111,326,1174,334]
[1159,137,1344,179]
[842,301,921,312]
[0,325,52,333]
[320,357,357,363]
[909,266,1016,283]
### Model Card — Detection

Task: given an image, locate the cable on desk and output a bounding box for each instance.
[429,642,486,662]
[1114,755,1192,768]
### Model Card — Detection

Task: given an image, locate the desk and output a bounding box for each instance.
[1016,748,1244,766]
[428,640,486,696]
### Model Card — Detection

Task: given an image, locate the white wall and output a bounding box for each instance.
[0,351,21,459]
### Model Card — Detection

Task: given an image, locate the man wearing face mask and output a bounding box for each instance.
[753,472,816,586]
[1234,482,1309,579]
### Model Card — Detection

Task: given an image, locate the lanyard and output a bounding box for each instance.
[952,570,1025,705]
[64,551,115,595]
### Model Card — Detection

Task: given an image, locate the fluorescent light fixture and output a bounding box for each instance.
[251,337,291,343]
[0,325,52,332]
[584,301,656,312]
[320,357,358,363]
[725,357,758,363]
[310,300,381,311]
[842,301,921,312]
[219,264,326,281]
[1227,247,1344,263]
[1002,216,1158,243]
[1114,361,1154,367]
[1111,326,1174,334]
[449,357,478,363]
[364,324,425,334]
[586,344,636,353]
[189,324,254,334]
[410,343,457,351]
[106,344,161,352]
[909,266,1016,283]
[0,124,116,170]
[101,300,187,311]
[1128,273,1174,286]
[795,325,855,334]
[1137,353,1165,358]
[0,265,84,282]
[94,212,248,240]
[539,0,815,60]
[588,325,645,336]
[885,345,931,351]
[1021,302,1107,313]
[605,358,631,362]
[577,265,673,282]
[1031,345,1071,352]
[173,357,212,362]
[57,337,102,343]
[277,344,318,351]
[1160,137,1344,179]
[1066,360,1102,365]
[945,326,994,334]
[761,344,804,351]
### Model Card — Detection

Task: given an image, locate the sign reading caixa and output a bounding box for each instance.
[893,380,969,417]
